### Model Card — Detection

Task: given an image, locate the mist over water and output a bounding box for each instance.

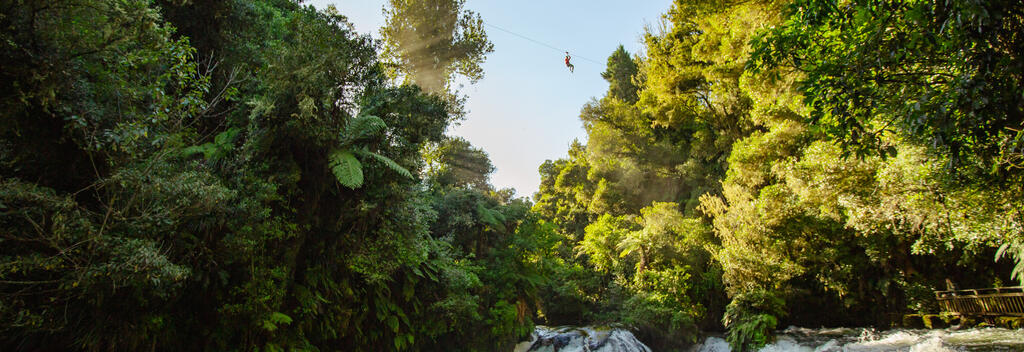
[693,327,1024,352]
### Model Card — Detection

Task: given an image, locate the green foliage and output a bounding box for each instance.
[624,266,702,344]
[725,314,777,352]
[361,149,414,180]
[601,45,640,103]
[381,0,494,94]
[183,128,242,160]
[577,214,633,274]
[722,290,785,352]
[327,115,414,189]
[4,0,1023,350]
[423,136,496,190]
[0,0,537,350]
[261,312,293,332]
[751,0,1024,181]
[535,0,1021,348]
[997,240,1024,284]
[532,141,594,242]
[329,149,364,188]
[345,114,389,141]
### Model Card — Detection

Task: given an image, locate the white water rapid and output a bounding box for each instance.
[692,327,1024,352]
[513,326,652,352]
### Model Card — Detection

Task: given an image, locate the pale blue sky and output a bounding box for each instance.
[307,0,673,197]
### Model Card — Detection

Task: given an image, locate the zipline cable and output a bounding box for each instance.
[482,21,604,66]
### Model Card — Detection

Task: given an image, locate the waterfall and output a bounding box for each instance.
[514,326,652,352]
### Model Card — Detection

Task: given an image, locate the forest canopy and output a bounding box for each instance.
[532,0,1022,350]
[0,0,1021,351]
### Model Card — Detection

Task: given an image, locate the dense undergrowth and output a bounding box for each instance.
[1,0,1022,351]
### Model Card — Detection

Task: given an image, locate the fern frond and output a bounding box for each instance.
[346,115,387,141]
[182,128,241,160]
[476,203,499,226]
[361,150,413,180]
[214,127,241,145]
[997,241,1024,284]
[475,203,507,232]
[617,233,643,258]
[182,145,211,158]
[329,148,363,189]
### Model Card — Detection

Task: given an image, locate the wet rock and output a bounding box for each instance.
[922,314,950,329]
[516,326,651,352]
[995,317,1024,329]
[902,314,925,328]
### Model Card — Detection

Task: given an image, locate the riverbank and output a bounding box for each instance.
[514,325,1024,352]
[693,326,1024,352]
[902,314,1024,330]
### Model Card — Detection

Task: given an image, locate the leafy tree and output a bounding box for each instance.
[5,0,1024,350]
[601,45,641,103]
[423,136,495,190]
[533,141,596,241]
[577,214,634,275]
[751,0,1024,181]
[747,0,1024,287]
[539,0,1018,350]
[381,0,494,94]
[0,0,226,348]
[328,115,413,189]
[0,0,533,350]
[618,202,686,275]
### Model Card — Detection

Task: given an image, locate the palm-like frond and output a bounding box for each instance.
[330,116,411,188]
[475,202,507,232]
[345,114,387,141]
[329,148,363,189]
[617,231,644,258]
[358,148,413,180]
[997,241,1024,283]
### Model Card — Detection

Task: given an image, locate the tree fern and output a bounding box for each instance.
[329,148,363,189]
[996,241,1024,285]
[346,115,387,141]
[357,148,413,180]
[330,116,413,189]
[617,232,644,258]
[475,202,506,232]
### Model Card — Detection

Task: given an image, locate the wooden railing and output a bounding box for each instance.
[935,286,1024,317]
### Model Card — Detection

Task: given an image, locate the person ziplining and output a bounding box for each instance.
[481,21,599,74]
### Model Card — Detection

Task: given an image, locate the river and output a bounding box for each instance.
[515,326,1024,352]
